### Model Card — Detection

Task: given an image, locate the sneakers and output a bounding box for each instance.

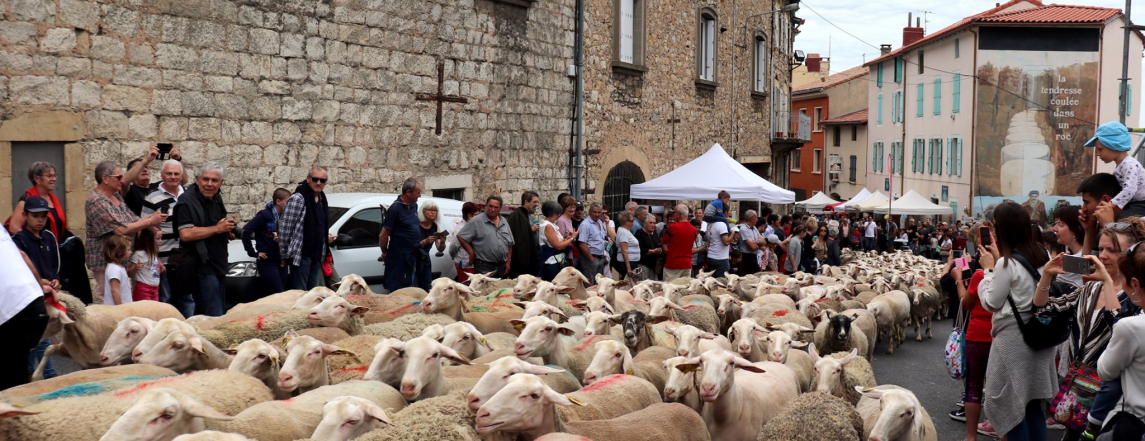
[950,407,967,422]
[1046,417,1066,430]
[977,421,1000,438]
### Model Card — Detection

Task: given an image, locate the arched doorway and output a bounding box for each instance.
[602,161,645,219]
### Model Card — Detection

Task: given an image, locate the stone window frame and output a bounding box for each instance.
[695,7,719,89]
[751,31,768,99]
[612,0,648,75]
[486,0,537,7]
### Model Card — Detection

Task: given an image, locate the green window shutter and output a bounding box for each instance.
[895,58,902,83]
[952,74,961,113]
[927,139,933,174]
[933,78,942,115]
[877,94,883,125]
[877,63,883,87]
[911,141,917,172]
[936,139,943,176]
[947,138,954,175]
[916,84,924,117]
[956,138,963,177]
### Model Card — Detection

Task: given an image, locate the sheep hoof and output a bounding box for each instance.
[916,335,923,342]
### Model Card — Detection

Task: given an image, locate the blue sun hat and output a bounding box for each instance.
[1085,121,1132,152]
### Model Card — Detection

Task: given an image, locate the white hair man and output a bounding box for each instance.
[140,159,192,317]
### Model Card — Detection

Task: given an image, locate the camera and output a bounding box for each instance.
[157,143,173,160]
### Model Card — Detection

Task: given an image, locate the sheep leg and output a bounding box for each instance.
[925,315,933,339]
[31,343,61,381]
[885,324,896,355]
[914,316,923,342]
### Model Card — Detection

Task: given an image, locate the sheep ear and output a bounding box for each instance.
[733,357,765,373]
[699,332,719,340]
[675,363,701,374]
[616,280,631,288]
[791,341,809,349]
[521,292,536,301]
[557,286,576,294]
[440,345,472,365]
[510,320,526,333]
[189,336,207,357]
[285,330,300,338]
[727,328,738,340]
[478,336,493,351]
[663,324,678,334]
[175,391,234,421]
[0,403,37,418]
[523,364,567,375]
[606,314,624,325]
[350,305,370,315]
[798,325,814,333]
[556,326,576,337]
[362,401,393,426]
[512,302,528,310]
[808,343,821,361]
[857,386,885,399]
[839,348,858,365]
[221,348,238,355]
[666,302,687,311]
[626,299,648,305]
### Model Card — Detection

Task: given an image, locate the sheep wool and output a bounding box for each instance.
[749,303,813,329]
[268,326,351,348]
[209,380,407,441]
[758,392,864,441]
[172,431,254,441]
[809,352,877,405]
[388,287,429,300]
[0,370,272,441]
[197,307,311,348]
[670,297,721,334]
[557,374,660,423]
[630,346,677,394]
[0,364,176,404]
[536,434,593,441]
[561,402,711,441]
[348,294,423,325]
[362,313,457,340]
[356,389,510,441]
[47,294,184,370]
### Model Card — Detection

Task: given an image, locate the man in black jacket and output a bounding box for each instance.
[507,191,540,278]
[280,166,332,290]
[173,163,233,316]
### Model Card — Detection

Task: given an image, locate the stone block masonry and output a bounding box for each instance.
[0,0,577,238]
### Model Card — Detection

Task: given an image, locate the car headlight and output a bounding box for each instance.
[227,262,259,277]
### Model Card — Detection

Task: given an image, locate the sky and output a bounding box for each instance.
[793,0,1143,75]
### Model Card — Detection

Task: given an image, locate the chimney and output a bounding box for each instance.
[902,13,925,47]
[880,44,892,55]
[806,53,821,73]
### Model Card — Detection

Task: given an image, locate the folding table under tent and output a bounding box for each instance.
[853,191,890,212]
[629,143,795,203]
[794,192,841,212]
[826,188,871,213]
[872,189,951,215]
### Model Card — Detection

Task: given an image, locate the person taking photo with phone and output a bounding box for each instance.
[416,200,447,291]
[140,158,189,315]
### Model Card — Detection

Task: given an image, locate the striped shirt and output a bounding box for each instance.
[1039,281,1141,367]
[140,185,184,264]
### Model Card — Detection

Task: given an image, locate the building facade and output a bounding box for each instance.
[864,0,1143,222]
[791,63,867,202]
[822,108,868,200]
[789,93,826,200]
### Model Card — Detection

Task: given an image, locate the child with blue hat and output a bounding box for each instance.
[1086,121,1145,210]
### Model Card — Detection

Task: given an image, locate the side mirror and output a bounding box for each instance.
[333,234,353,247]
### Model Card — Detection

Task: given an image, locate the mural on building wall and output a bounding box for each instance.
[972,42,1096,223]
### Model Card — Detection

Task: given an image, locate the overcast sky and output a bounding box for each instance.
[794,0,1143,74]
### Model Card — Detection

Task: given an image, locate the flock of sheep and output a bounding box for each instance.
[0,248,949,441]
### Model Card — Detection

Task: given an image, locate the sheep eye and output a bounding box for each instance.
[463,335,470,340]
[432,353,440,358]
[346,419,361,425]
[312,350,322,355]
[256,354,266,359]
[544,327,553,332]
[530,393,540,399]
[129,329,138,334]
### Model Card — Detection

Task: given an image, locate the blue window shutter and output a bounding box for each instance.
[956,138,963,177]
[895,58,902,83]
[877,63,883,87]
[953,74,961,113]
[916,84,924,117]
[936,139,943,176]
[933,78,942,115]
[948,138,954,175]
[927,139,933,174]
[877,94,883,125]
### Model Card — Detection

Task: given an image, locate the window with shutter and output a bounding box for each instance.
[754,37,767,92]
[619,0,634,63]
[927,139,934,174]
[849,155,857,182]
[1129,83,1134,116]
[948,138,954,175]
[956,138,963,177]
[897,142,904,175]
[916,83,923,117]
[877,94,883,125]
[933,78,942,115]
[952,74,961,113]
[935,138,943,176]
[702,18,715,80]
[894,58,902,83]
[877,63,883,88]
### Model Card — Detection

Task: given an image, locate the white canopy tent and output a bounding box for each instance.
[794,192,840,211]
[872,190,950,215]
[853,191,890,211]
[629,143,795,203]
[830,188,872,212]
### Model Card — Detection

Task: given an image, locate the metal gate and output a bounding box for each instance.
[602,161,645,219]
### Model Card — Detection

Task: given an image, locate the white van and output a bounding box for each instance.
[226,193,465,297]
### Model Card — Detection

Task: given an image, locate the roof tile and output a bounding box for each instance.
[821,109,868,125]
[793,65,869,93]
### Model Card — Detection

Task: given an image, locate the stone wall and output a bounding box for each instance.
[0,0,576,236]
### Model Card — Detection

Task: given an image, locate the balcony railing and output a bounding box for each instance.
[772,111,811,142]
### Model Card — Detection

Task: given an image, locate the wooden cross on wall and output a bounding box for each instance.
[415,61,468,135]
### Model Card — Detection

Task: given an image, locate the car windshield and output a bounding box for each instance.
[328,207,349,228]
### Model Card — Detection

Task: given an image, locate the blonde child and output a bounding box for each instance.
[102,235,133,305]
[1086,121,1145,210]
[129,227,162,302]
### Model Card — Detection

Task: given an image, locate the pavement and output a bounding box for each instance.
[870,316,1063,441]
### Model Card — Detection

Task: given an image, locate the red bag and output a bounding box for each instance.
[322,253,334,278]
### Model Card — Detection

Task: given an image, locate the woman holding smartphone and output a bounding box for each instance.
[1052,206,1086,288]
[416,201,446,291]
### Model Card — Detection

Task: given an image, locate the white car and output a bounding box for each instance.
[226,193,465,296]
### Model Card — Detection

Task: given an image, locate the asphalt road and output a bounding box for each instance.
[870,316,1064,441]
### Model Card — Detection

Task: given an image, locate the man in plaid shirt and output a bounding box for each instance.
[280,166,333,290]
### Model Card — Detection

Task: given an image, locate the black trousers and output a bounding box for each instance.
[0,298,47,390]
[741,256,761,275]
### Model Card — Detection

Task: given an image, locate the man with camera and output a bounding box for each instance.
[140,153,191,316]
[280,166,333,290]
[172,162,232,317]
[123,143,182,216]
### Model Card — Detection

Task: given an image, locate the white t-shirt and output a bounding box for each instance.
[864,221,877,238]
[0,233,43,325]
[616,227,641,263]
[539,220,561,247]
[131,250,161,287]
[706,221,731,260]
[103,263,134,305]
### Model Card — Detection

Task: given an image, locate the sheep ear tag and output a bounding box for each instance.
[565,395,587,406]
[625,369,634,375]
[478,337,487,346]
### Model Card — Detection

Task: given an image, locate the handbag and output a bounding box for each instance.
[1052,362,1102,431]
[1098,389,1145,440]
[944,304,967,380]
[1006,253,1076,351]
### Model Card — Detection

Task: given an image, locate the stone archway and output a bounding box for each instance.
[602,161,645,219]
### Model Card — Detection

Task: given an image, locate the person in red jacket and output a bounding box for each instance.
[660,204,696,281]
[952,250,996,440]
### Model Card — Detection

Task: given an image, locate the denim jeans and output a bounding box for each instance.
[288,256,323,290]
[863,237,876,251]
[1007,400,1048,441]
[256,259,288,295]
[162,271,195,319]
[706,257,730,279]
[195,274,226,317]
[1088,378,1123,426]
[27,338,55,379]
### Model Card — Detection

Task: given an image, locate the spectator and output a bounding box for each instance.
[281,166,332,290]
[102,235,133,305]
[242,188,291,295]
[826,225,841,267]
[782,225,807,274]
[705,205,735,278]
[661,205,696,281]
[802,219,820,273]
[538,201,579,281]
[172,163,233,316]
[575,203,608,281]
[761,235,781,272]
[634,213,662,279]
[122,146,182,216]
[703,190,732,228]
[380,178,423,292]
[0,231,55,390]
[448,202,481,283]
[694,207,708,234]
[1095,239,1145,436]
[812,225,828,269]
[7,162,66,238]
[951,237,995,440]
[738,210,762,275]
[979,202,1056,440]
[85,161,167,302]
[633,206,649,231]
[571,201,586,230]
[1042,231,1065,256]
[508,191,540,278]
[457,196,514,277]
[863,215,878,251]
[690,218,709,277]
[12,196,59,380]
[128,226,162,302]
[611,211,640,280]
[416,200,447,290]
[140,159,189,313]
[938,229,953,259]
[763,214,778,237]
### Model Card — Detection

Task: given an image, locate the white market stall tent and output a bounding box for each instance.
[828,188,872,212]
[794,192,841,211]
[872,190,950,215]
[630,143,796,203]
[853,191,890,212]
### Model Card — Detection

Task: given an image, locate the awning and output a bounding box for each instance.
[630,144,795,203]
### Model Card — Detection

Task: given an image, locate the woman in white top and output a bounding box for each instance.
[979,202,1057,441]
[538,201,579,281]
[1097,239,1145,430]
[613,211,640,280]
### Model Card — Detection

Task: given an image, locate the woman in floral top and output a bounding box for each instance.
[85,161,167,301]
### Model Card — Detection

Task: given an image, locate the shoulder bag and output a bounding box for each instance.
[1052,284,1107,431]
[944,303,967,380]
[1006,252,1076,351]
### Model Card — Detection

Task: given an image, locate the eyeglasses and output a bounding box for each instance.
[309,176,327,184]
[39,174,58,179]
[1106,222,1132,231]
[106,174,123,180]
[1130,240,1145,255]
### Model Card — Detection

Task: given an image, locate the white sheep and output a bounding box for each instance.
[644,296,720,334]
[581,339,673,394]
[221,338,288,399]
[136,329,233,373]
[464,356,576,411]
[278,331,358,394]
[909,288,940,342]
[130,317,198,363]
[310,396,394,441]
[393,335,472,401]
[672,349,800,441]
[866,290,911,354]
[855,385,937,441]
[172,431,253,441]
[665,323,732,358]
[551,266,591,300]
[526,281,576,309]
[516,300,568,321]
[511,316,621,381]
[726,318,769,362]
[421,278,523,335]
[568,296,614,315]
[761,330,814,393]
[306,295,369,335]
[581,311,616,337]
[662,355,703,412]
[714,294,743,335]
[439,322,516,361]
[99,317,157,366]
[807,345,877,405]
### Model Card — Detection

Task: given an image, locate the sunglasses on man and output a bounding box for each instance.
[309,176,328,184]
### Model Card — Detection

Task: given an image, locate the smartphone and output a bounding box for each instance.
[159,205,169,214]
[979,227,992,246]
[156,143,173,160]
[955,257,970,271]
[1062,255,1096,275]
[952,249,964,259]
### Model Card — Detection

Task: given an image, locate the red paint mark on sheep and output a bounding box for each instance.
[573,335,603,351]
[334,366,368,374]
[114,372,197,397]
[581,374,630,392]
[773,310,790,317]
[385,303,417,315]
[683,305,698,310]
[815,298,832,304]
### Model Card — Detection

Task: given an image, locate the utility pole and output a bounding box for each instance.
[1121,0,1132,124]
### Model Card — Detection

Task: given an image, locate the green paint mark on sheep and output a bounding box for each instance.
[470,305,489,312]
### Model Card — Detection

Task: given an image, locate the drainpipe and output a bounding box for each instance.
[969,27,979,217]
[572,0,585,199]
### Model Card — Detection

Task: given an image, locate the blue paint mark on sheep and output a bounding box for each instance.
[35,376,162,401]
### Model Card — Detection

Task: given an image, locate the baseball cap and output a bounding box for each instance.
[1085,121,1132,151]
[766,234,781,244]
[23,196,50,213]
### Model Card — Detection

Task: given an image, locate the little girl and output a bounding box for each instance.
[103,235,133,305]
[129,227,162,302]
